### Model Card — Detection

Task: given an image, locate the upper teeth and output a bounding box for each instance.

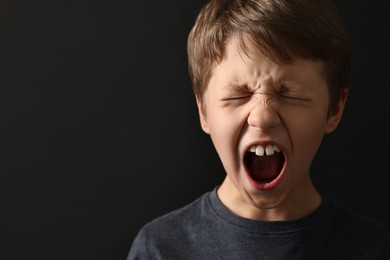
[249,144,280,156]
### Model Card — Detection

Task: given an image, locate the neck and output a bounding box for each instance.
[217,177,322,221]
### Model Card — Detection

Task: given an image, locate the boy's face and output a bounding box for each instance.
[196,36,347,220]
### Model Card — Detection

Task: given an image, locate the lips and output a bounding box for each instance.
[244,143,286,188]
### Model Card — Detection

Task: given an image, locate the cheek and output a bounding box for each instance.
[208,113,237,151]
[207,110,245,170]
[286,110,328,161]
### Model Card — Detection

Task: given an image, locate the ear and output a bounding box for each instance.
[325,88,349,133]
[195,94,210,134]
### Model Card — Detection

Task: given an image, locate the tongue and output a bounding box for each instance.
[250,154,282,183]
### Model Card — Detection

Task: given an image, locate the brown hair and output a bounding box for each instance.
[187,0,351,112]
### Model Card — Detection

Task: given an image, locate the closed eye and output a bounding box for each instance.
[279,95,305,100]
[221,95,251,106]
[279,95,311,105]
[227,95,251,100]
[278,84,310,102]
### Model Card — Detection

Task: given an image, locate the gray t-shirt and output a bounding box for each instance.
[127,187,390,259]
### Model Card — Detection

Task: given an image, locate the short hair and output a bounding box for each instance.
[187,0,351,112]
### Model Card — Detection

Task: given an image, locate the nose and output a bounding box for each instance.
[247,94,281,131]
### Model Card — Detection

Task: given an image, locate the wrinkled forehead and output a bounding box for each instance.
[209,35,327,92]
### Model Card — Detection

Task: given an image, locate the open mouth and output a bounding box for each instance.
[244,144,285,185]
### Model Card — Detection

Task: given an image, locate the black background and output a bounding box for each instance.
[1,1,390,259]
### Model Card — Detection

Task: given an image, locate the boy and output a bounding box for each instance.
[128,0,390,259]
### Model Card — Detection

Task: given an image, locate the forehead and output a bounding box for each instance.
[208,36,326,91]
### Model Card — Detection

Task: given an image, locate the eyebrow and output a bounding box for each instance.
[222,83,253,94]
[224,80,310,97]
[225,83,246,89]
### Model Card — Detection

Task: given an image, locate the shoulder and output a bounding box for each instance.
[127,191,215,259]
[144,190,212,232]
[330,203,390,236]
[327,202,390,258]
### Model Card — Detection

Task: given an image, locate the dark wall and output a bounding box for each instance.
[1,1,389,259]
